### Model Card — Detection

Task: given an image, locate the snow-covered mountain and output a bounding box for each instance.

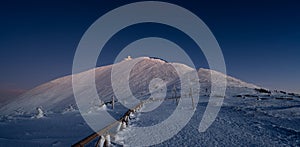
[0,57,259,115]
[1,57,300,146]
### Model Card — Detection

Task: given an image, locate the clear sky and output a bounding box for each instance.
[0,0,299,94]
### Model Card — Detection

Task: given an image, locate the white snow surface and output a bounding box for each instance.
[115,92,300,146]
[0,57,299,146]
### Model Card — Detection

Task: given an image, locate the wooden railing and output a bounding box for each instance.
[72,102,144,147]
[72,96,183,147]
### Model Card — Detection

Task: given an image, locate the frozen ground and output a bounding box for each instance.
[0,89,300,146]
[115,90,300,146]
[0,103,127,146]
[0,111,90,146]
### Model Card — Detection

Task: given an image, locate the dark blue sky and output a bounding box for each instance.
[0,0,299,93]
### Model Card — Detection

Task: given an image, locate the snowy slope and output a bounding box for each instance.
[0,57,260,116]
[1,57,300,146]
[116,93,300,146]
[198,68,259,89]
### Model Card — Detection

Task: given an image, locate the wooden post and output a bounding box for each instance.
[173,85,178,104]
[121,121,127,130]
[190,88,195,110]
[111,95,114,110]
[95,136,105,147]
[104,135,111,147]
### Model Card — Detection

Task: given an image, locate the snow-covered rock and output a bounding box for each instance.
[33,107,44,119]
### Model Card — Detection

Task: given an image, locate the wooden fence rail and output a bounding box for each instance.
[72,102,144,147]
[72,96,183,147]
